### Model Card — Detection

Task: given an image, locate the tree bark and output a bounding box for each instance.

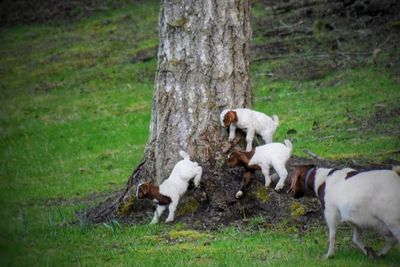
[90,0,252,222]
[146,0,252,184]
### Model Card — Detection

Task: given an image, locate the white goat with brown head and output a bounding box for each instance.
[220,108,279,152]
[137,151,202,224]
[227,140,292,196]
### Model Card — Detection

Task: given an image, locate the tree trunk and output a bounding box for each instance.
[89,0,252,222]
[147,0,252,183]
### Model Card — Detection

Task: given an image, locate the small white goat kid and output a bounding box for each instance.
[150,150,202,224]
[220,108,279,152]
[248,140,292,191]
[227,140,292,192]
[289,165,400,258]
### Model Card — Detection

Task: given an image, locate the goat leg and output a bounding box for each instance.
[236,171,253,199]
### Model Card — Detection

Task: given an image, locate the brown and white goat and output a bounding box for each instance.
[227,140,292,197]
[288,165,400,258]
[137,150,202,224]
[220,108,279,152]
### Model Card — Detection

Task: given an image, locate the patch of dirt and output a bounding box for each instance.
[272,58,335,81]
[129,46,157,64]
[253,0,400,81]
[370,106,400,125]
[0,0,137,26]
[347,104,400,136]
[86,156,396,230]
[367,106,400,137]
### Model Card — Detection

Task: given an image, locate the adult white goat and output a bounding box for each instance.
[288,165,400,258]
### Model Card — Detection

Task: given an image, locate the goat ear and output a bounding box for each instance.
[223,111,231,125]
[287,169,301,194]
[228,111,238,123]
[228,111,233,121]
[238,152,250,165]
[141,182,150,194]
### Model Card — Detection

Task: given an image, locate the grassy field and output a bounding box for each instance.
[0,0,399,266]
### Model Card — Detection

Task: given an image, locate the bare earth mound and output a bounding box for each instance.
[86,156,396,230]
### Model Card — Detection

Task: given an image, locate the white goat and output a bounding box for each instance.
[227,140,292,192]
[220,108,279,152]
[149,150,202,224]
[289,165,400,258]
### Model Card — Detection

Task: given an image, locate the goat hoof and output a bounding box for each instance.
[274,184,284,191]
[235,191,243,199]
[274,188,283,193]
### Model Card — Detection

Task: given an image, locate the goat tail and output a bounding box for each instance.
[284,139,293,151]
[179,150,190,160]
[393,166,400,176]
[272,115,279,126]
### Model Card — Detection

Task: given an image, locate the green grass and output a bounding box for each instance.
[2,215,400,266]
[252,66,400,159]
[1,1,400,266]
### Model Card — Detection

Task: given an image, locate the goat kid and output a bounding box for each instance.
[136,150,202,224]
[227,140,292,195]
[288,165,400,258]
[220,108,279,152]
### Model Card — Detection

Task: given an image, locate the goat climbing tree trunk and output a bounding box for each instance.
[90,0,252,222]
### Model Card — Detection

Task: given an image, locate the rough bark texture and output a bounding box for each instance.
[146,0,252,184]
[89,0,252,222]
